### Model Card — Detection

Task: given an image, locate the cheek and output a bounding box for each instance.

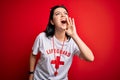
[53,17,60,24]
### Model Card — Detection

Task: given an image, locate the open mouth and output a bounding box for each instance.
[61,20,67,24]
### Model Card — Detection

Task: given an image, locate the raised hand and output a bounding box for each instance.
[65,17,77,37]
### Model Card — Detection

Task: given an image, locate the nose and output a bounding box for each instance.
[61,13,66,17]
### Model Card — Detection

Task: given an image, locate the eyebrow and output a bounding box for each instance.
[54,11,68,14]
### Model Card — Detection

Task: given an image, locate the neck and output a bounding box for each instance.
[54,30,66,42]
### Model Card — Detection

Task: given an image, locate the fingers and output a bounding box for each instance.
[66,17,70,25]
[65,17,76,36]
[66,17,72,30]
[69,17,72,25]
[67,17,74,25]
[72,18,75,26]
[67,17,71,25]
[66,17,70,30]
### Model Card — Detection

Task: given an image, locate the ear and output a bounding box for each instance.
[50,20,54,25]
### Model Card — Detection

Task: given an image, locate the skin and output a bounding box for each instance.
[51,7,94,61]
[29,7,94,80]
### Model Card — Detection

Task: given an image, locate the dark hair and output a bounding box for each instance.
[44,5,70,39]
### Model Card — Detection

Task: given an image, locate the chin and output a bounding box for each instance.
[61,26,66,30]
[61,28,66,30]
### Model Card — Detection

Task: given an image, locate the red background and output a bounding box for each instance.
[1,0,120,80]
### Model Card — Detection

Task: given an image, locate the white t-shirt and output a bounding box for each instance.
[32,32,81,80]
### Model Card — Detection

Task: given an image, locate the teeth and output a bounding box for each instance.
[62,19,66,21]
[61,18,67,24]
[61,18,66,21]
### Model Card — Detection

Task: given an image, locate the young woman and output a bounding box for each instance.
[29,5,94,80]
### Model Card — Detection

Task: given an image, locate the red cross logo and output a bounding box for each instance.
[51,56,64,76]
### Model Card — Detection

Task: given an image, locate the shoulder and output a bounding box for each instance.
[36,32,50,42]
[36,32,46,39]
[68,38,78,48]
[68,38,75,44]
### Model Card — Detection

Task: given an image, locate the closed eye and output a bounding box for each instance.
[55,12,61,15]
[64,12,68,15]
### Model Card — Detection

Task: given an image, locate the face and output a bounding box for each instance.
[51,7,68,31]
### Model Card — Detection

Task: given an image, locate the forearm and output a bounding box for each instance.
[30,52,36,72]
[71,34,94,61]
[65,17,94,61]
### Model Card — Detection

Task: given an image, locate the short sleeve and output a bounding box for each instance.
[32,34,41,55]
[72,40,81,58]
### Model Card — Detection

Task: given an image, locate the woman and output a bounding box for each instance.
[29,5,94,80]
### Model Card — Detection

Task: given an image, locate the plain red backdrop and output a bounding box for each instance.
[1,0,120,80]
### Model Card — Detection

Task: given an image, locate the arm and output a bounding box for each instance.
[65,17,94,61]
[29,52,37,80]
[71,34,94,61]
